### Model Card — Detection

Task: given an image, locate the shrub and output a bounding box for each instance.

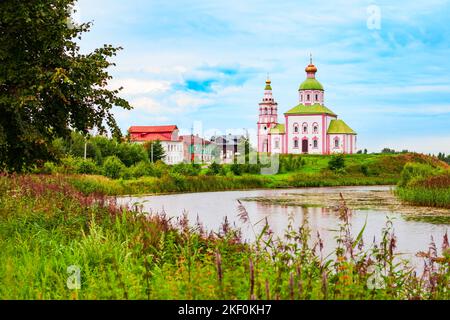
[127,161,152,178]
[230,163,242,176]
[361,165,369,176]
[103,156,125,179]
[75,158,98,174]
[207,162,221,175]
[171,163,201,176]
[42,161,57,174]
[328,154,345,172]
[280,154,304,172]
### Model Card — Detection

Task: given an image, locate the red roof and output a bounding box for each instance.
[132,133,175,142]
[128,125,178,134]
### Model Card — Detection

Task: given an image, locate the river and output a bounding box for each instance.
[117,185,449,269]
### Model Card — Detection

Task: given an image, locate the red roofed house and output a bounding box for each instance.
[128,125,185,164]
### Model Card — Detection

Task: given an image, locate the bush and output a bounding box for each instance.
[241,163,262,174]
[328,154,346,172]
[75,158,98,174]
[60,156,78,174]
[361,165,369,176]
[207,162,221,175]
[42,161,57,174]
[279,154,304,172]
[103,156,125,179]
[230,163,242,176]
[127,161,151,178]
[171,163,201,176]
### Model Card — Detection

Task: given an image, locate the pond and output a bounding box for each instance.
[117,186,449,269]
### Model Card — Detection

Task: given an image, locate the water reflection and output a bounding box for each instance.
[117,186,448,269]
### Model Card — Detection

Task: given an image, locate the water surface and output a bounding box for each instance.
[117,186,449,268]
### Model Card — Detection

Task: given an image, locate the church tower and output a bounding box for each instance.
[298,54,324,105]
[257,77,278,153]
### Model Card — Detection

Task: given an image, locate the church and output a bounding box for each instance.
[257,57,357,155]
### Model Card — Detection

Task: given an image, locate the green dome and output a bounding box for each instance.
[299,78,324,91]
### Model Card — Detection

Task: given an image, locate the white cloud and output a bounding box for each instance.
[131,97,165,113]
[110,78,171,95]
[173,92,211,109]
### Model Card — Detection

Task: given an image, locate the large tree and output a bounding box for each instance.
[0,0,131,171]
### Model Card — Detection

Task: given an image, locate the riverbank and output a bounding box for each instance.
[1,174,448,300]
[66,172,399,196]
[394,163,450,209]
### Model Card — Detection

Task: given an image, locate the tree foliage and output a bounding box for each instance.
[144,140,166,162]
[0,0,131,171]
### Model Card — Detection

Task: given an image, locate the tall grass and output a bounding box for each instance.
[0,174,448,300]
[395,163,450,208]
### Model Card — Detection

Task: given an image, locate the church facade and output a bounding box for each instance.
[257,58,357,155]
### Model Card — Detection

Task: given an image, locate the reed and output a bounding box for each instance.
[0,174,448,300]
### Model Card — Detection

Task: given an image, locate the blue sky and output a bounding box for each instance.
[76,0,450,153]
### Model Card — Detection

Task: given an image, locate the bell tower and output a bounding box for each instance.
[257,77,278,153]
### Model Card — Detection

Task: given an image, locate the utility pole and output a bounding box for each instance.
[191,125,194,164]
[151,142,154,163]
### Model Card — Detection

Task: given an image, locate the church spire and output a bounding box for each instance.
[265,75,272,91]
[305,55,318,78]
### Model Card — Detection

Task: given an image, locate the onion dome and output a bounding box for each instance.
[265,78,272,90]
[305,64,318,73]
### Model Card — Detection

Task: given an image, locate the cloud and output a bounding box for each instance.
[77,0,450,154]
[110,78,171,95]
[172,92,211,109]
[131,97,165,113]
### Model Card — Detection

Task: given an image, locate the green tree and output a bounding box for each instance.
[103,156,125,179]
[116,142,148,167]
[144,140,166,163]
[0,1,130,171]
[381,148,396,154]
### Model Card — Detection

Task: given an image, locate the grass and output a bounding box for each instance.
[0,174,449,300]
[395,163,450,209]
[27,153,447,197]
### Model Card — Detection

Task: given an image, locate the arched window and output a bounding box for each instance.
[313,138,318,149]
[264,108,268,115]
[315,94,319,101]
[307,94,310,101]
[293,123,299,133]
[334,137,339,148]
[302,123,308,134]
[294,139,299,148]
[313,123,319,134]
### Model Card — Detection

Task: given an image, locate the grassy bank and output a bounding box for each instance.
[66,173,398,196]
[28,153,443,196]
[395,163,450,209]
[0,174,448,300]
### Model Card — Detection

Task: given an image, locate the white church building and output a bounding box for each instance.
[257,58,357,155]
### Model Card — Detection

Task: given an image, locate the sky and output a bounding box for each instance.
[75,0,450,153]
